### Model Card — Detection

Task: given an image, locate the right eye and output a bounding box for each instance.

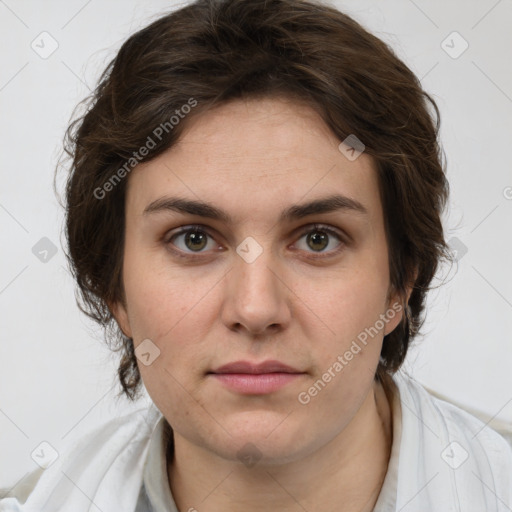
[164,225,221,257]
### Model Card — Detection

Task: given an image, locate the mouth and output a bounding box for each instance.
[207,360,306,394]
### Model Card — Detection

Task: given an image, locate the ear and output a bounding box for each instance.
[109,299,133,339]
[384,267,417,336]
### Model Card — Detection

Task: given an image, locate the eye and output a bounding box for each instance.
[164,225,219,256]
[294,224,345,257]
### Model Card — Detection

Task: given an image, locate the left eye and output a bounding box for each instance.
[165,224,344,256]
[294,224,344,255]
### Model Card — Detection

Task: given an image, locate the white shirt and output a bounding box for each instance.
[2,371,512,511]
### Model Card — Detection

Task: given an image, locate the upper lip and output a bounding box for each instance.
[209,360,303,374]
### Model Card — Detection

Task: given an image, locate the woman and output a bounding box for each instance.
[2,0,511,510]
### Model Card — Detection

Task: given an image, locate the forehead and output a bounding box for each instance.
[125,97,383,227]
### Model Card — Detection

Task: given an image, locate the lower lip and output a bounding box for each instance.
[209,373,304,394]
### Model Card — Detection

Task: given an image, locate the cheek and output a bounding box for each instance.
[122,255,218,381]
[298,273,388,420]
[307,267,390,382]
[121,241,191,338]
[125,281,201,346]
[325,269,389,332]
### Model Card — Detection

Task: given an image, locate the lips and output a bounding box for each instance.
[209,360,303,375]
[207,360,305,394]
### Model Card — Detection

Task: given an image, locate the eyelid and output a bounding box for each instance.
[296,223,346,242]
[164,224,210,238]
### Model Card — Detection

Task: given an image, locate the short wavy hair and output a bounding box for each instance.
[59,0,451,401]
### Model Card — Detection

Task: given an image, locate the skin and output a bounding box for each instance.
[112,97,409,511]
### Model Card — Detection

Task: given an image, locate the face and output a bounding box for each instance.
[112,97,403,465]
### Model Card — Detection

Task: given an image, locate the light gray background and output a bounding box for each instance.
[1,0,511,489]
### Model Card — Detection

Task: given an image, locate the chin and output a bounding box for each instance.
[210,421,316,466]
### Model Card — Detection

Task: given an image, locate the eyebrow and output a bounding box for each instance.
[143,194,368,223]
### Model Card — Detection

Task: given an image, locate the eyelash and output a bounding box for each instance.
[164,223,346,260]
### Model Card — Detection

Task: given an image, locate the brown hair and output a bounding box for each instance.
[59,0,451,401]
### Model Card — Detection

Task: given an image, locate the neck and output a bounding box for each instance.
[167,378,394,512]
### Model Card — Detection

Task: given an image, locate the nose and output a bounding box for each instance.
[220,245,291,337]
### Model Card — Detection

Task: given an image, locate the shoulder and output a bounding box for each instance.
[396,371,512,455]
[0,402,162,512]
[391,371,512,509]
